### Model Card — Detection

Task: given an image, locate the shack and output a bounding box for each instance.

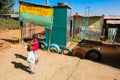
[103,16,120,44]
[73,15,104,42]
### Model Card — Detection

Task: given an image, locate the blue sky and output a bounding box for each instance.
[14,0,120,16]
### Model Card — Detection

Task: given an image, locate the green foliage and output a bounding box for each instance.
[14,11,19,14]
[0,18,20,29]
[70,36,81,42]
[0,0,15,14]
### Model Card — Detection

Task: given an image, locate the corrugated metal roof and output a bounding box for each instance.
[10,14,19,18]
[104,16,120,19]
[73,15,103,18]
[0,14,19,18]
[107,20,120,24]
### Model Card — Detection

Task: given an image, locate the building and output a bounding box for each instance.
[73,15,104,42]
[0,14,19,20]
[103,16,120,43]
[73,14,120,44]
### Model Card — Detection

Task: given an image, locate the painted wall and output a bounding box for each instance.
[73,16,104,41]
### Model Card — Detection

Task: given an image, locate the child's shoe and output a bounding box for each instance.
[30,72,35,74]
[35,60,38,64]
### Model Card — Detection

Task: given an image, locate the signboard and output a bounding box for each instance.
[19,1,54,28]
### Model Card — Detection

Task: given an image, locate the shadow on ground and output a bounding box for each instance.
[11,61,30,73]
[14,54,26,61]
[75,40,120,69]
[0,38,19,44]
[23,38,45,43]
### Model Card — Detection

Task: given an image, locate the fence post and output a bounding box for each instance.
[19,21,23,43]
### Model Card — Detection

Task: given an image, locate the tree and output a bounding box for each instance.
[0,0,15,14]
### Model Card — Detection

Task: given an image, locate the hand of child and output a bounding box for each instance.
[30,40,34,45]
[25,45,28,48]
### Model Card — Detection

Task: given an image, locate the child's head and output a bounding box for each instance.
[27,45,33,51]
[32,34,38,39]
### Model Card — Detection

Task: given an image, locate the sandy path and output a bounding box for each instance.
[0,44,120,80]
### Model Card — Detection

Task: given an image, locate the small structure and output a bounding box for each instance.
[103,16,120,43]
[46,2,71,47]
[73,15,104,42]
[73,14,120,44]
[19,1,73,54]
[0,14,19,20]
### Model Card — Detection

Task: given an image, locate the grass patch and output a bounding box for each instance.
[0,18,20,29]
[70,36,81,42]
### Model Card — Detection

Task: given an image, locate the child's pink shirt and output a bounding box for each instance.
[33,39,39,51]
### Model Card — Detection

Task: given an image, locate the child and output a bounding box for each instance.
[27,45,35,74]
[30,34,39,64]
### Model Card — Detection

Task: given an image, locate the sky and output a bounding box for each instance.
[14,0,120,16]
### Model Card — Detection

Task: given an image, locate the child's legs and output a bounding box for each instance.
[29,63,35,73]
[34,50,38,61]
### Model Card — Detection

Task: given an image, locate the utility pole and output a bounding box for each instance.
[46,0,49,5]
[70,0,72,15]
[70,0,73,37]
[70,0,72,7]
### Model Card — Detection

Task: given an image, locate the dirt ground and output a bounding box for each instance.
[0,43,120,80]
[0,29,120,80]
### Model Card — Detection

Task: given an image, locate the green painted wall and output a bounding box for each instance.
[46,6,71,47]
